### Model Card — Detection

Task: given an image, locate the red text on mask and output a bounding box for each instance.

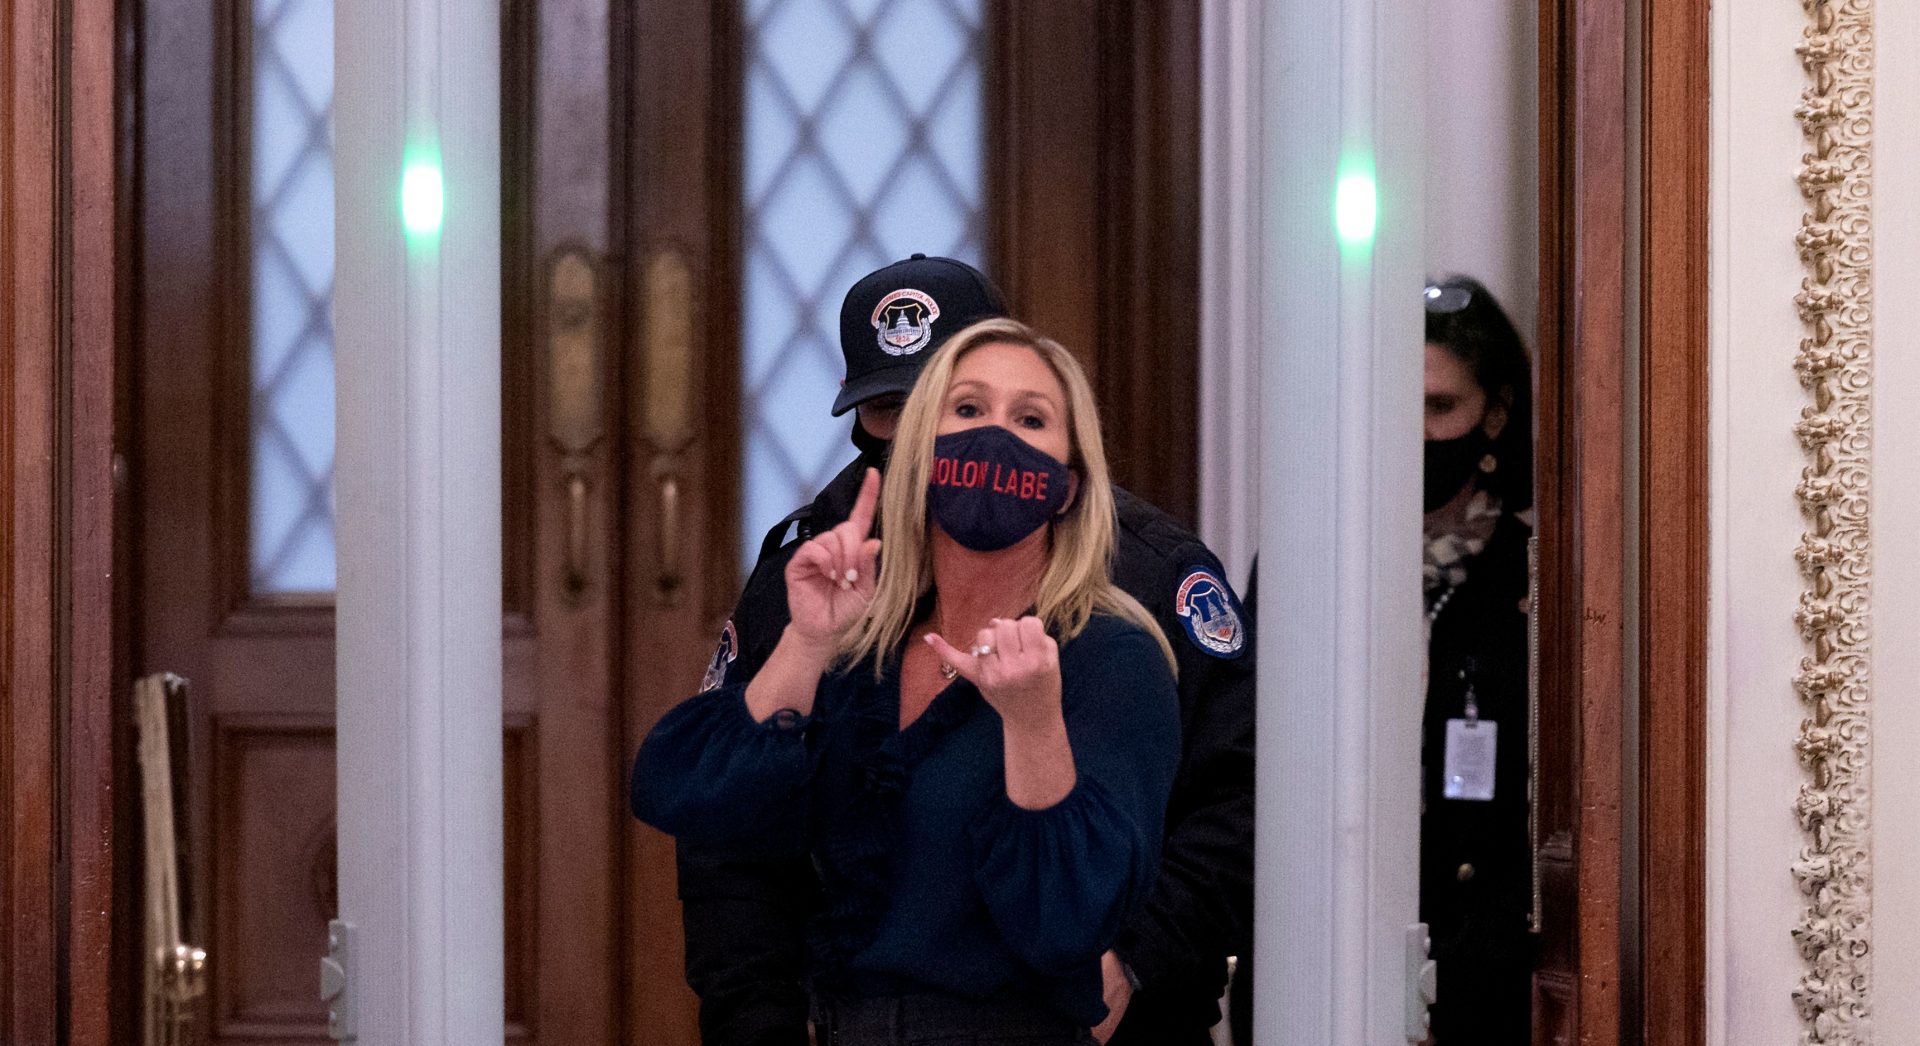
[929,456,1052,501]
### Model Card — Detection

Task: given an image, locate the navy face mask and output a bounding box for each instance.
[926,425,1072,552]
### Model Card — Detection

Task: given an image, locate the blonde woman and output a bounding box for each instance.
[633,319,1180,1044]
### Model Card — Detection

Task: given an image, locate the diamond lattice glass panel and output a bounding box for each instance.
[742,0,985,568]
[250,0,337,594]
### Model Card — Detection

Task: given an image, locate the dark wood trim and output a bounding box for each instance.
[3,1,66,1038]
[68,0,127,1038]
[1536,0,1629,1041]
[3,0,126,1040]
[985,1,1102,364]
[501,0,537,618]
[1639,0,1710,1041]
[112,0,147,1030]
[987,0,1201,526]
[214,0,254,617]
[701,0,746,628]
[1094,0,1200,526]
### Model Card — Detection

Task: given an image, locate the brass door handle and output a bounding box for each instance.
[644,248,694,607]
[653,463,683,605]
[565,472,591,601]
[136,673,206,1046]
[548,247,604,606]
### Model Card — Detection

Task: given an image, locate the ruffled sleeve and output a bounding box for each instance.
[967,624,1181,974]
[630,684,816,854]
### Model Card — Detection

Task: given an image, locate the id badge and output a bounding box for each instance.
[1442,718,1497,801]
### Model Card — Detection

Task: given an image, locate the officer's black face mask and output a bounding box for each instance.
[926,425,1071,552]
[850,417,891,469]
[1424,426,1491,512]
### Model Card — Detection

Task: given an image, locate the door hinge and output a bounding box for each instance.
[1406,922,1437,1042]
[321,919,356,1040]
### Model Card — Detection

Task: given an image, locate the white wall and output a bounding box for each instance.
[1423,0,1537,341]
[1871,0,1920,1035]
[1710,0,1911,1041]
[1707,0,1810,1017]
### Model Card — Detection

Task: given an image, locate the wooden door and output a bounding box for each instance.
[131,2,1197,1045]
[132,0,636,1042]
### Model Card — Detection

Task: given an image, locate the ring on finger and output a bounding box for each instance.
[972,644,995,658]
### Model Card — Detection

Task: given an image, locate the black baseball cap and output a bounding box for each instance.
[831,254,1009,416]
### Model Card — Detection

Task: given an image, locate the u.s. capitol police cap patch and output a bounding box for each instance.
[1174,568,1247,658]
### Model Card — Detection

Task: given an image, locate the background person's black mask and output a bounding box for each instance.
[1423,428,1491,512]
[926,426,1070,552]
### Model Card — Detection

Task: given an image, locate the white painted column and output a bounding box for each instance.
[1254,0,1425,1044]
[1197,0,1264,589]
[334,0,503,1040]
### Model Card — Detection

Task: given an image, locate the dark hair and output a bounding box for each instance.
[1425,275,1533,511]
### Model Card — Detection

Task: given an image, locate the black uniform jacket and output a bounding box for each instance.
[667,457,1255,1046]
[1420,508,1535,1044]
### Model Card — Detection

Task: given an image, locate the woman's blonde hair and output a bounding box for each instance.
[840,317,1176,674]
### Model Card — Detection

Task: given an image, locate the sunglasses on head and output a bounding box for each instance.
[1424,284,1473,314]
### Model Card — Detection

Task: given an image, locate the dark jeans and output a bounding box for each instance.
[814,993,1096,1046]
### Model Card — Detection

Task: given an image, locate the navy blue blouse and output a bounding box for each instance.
[631,612,1181,1027]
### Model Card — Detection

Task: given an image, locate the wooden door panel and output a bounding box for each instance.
[212,719,333,1040]
[990,0,1200,525]
[516,0,628,1042]
[620,2,730,1040]
[199,716,537,1043]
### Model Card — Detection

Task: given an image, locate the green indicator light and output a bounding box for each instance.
[1335,172,1378,249]
[402,162,444,239]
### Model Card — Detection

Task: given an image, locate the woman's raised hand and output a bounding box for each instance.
[784,468,883,645]
[925,616,1063,736]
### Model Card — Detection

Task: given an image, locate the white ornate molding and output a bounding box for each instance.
[1790,1,1874,1042]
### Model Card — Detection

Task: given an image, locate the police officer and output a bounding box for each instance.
[672,255,1254,1046]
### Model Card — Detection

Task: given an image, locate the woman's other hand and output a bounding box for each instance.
[928,616,1074,809]
[926,616,1063,736]
[1091,950,1133,1043]
[784,468,882,644]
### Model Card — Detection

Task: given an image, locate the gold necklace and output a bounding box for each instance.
[934,603,959,681]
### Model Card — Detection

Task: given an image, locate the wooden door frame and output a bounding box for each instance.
[1534,0,1628,1034]
[1538,0,1711,1043]
[1638,0,1710,1041]
[2,0,129,1041]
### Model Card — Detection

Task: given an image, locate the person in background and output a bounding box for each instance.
[1418,275,1536,1043]
[635,319,1181,1043]
[668,255,1254,1046]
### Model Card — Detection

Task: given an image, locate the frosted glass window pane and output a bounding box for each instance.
[250,0,337,594]
[741,0,985,568]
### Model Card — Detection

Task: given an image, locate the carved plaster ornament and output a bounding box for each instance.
[1791,1,1873,1041]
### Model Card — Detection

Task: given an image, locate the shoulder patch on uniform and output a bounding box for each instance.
[700,619,740,692]
[1174,568,1247,659]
